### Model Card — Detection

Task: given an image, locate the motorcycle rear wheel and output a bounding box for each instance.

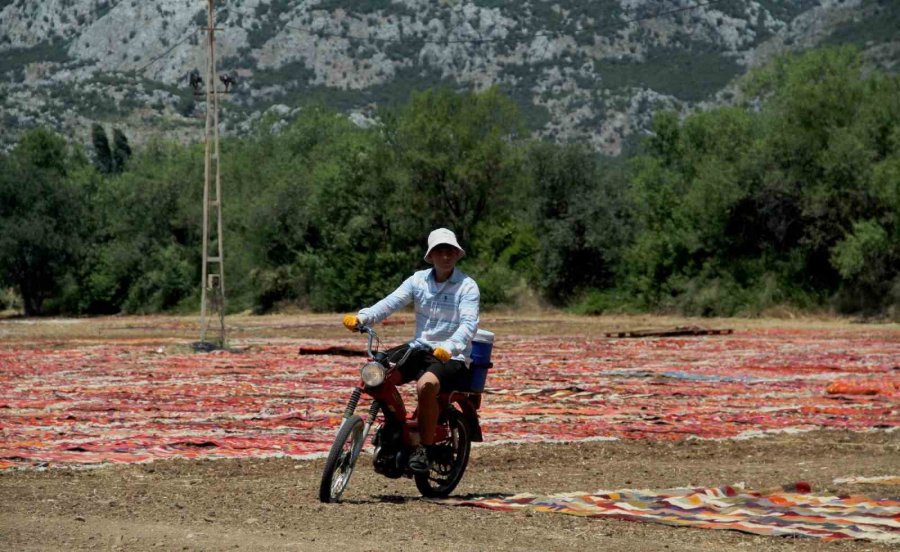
[318,415,364,503]
[414,410,471,498]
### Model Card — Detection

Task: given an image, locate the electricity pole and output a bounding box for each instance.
[199,0,226,347]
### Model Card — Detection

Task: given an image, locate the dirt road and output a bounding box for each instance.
[1,431,898,551]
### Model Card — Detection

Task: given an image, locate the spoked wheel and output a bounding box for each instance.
[318,415,365,503]
[414,410,471,498]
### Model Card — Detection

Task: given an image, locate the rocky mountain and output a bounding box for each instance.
[1,0,897,155]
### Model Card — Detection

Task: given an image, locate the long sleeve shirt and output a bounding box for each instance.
[358,268,480,362]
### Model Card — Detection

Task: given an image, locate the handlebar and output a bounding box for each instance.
[355,324,436,368]
[356,324,378,358]
[396,340,434,367]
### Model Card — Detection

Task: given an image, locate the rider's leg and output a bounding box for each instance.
[416,372,440,446]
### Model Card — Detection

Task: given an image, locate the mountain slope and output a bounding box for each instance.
[1,0,897,154]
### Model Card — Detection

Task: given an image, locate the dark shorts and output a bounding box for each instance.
[386,345,468,391]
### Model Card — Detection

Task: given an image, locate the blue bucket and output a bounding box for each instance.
[466,330,494,392]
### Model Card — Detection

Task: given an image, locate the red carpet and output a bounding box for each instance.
[1,327,898,469]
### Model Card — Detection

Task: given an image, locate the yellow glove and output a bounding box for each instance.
[433,347,452,363]
[342,314,360,332]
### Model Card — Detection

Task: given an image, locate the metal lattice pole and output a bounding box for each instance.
[199,0,226,347]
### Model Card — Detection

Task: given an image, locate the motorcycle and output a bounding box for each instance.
[318,324,485,503]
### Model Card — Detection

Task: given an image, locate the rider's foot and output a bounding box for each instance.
[408,445,432,474]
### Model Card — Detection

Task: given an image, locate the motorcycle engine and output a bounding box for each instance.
[372,422,406,479]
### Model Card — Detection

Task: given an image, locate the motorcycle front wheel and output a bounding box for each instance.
[414,409,471,498]
[318,415,364,503]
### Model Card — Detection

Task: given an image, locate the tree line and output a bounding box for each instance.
[0,46,897,319]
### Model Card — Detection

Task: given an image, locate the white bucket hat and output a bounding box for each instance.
[424,228,465,263]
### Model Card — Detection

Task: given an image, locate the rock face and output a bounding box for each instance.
[0,0,895,154]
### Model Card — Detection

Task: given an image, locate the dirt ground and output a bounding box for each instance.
[0,431,897,551]
[1,313,898,551]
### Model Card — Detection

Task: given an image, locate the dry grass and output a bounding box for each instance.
[2,310,895,345]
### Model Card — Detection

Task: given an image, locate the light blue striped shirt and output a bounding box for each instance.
[358,268,480,362]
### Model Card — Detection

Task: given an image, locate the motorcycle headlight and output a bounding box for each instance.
[360,361,386,387]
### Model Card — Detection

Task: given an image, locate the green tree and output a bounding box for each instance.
[111,128,132,173]
[240,92,531,312]
[526,142,630,304]
[77,139,203,314]
[743,46,895,286]
[621,45,899,315]
[388,87,525,247]
[91,123,112,174]
[830,156,900,314]
[236,106,411,312]
[0,129,87,315]
[628,107,758,301]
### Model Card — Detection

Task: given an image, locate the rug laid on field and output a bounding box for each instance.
[1,326,898,469]
[436,483,900,543]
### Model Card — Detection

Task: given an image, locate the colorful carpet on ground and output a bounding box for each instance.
[0,327,898,469]
[436,483,900,543]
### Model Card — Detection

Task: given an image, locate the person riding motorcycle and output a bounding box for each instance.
[342,228,480,474]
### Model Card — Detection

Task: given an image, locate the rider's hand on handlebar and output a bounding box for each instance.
[342,314,360,332]
[433,347,452,363]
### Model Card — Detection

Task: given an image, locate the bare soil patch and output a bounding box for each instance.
[1,431,898,551]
